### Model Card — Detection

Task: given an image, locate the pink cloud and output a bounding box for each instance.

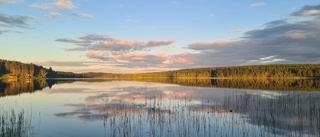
[112,52,167,63]
[227,30,242,34]
[86,51,110,60]
[58,34,175,52]
[45,12,61,19]
[52,0,74,9]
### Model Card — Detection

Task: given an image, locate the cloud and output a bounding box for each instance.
[0,30,9,35]
[55,3,320,72]
[31,0,74,10]
[79,34,111,41]
[285,32,307,40]
[86,51,110,61]
[0,0,23,4]
[64,47,87,51]
[176,4,320,67]
[0,14,34,28]
[168,55,193,64]
[187,40,243,51]
[56,38,91,44]
[30,3,52,10]
[291,4,320,18]
[226,30,242,34]
[112,52,168,67]
[57,34,175,68]
[88,39,175,54]
[52,0,74,9]
[263,20,287,28]
[72,13,94,19]
[57,34,175,52]
[250,2,266,7]
[258,55,286,64]
[45,12,61,19]
[37,61,94,67]
[0,30,22,35]
[126,16,141,22]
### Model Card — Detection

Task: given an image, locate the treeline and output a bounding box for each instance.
[0,59,86,79]
[83,64,320,78]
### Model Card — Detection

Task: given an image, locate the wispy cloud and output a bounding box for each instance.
[126,16,141,22]
[45,12,61,19]
[72,13,94,19]
[56,38,91,44]
[0,30,22,35]
[250,2,266,7]
[226,30,242,34]
[30,3,52,10]
[0,0,23,4]
[0,14,34,28]
[291,4,320,19]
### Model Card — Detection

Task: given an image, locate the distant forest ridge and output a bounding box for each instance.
[1,59,320,79]
[83,64,320,78]
[0,59,85,79]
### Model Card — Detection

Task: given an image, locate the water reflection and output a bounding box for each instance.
[0,79,47,97]
[57,92,320,136]
[0,79,112,97]
[1,78,320,98]
[131,78,320,91]
[223,92,320,136]
[1,79,320,136]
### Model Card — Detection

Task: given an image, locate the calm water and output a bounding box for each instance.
[1,79,320,137]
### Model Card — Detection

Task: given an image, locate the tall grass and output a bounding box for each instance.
[0,110,34,137]
[223,92,320,136]
[99,92,320,137]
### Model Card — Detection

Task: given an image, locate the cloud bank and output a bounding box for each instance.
[55,3,320,73]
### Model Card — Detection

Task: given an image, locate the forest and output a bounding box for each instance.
[83,64,320,78]
[1,59,320,79]
[0,59,86,79]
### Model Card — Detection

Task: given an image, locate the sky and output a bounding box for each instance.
[1,0,320,73]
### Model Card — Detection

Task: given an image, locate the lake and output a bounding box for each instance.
[1,78,320,137]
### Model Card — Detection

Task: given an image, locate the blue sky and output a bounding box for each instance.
[1,0,320,73]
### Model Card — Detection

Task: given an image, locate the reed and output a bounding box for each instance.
[99,92,320,137]
[0,109,34,137]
